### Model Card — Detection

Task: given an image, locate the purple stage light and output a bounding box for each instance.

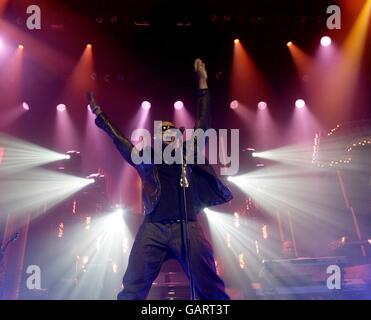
[320,36,332,47]
[295,99,306,109]
[56,104,67,112]
[230,100,239,110]
[141,101,151,110]
[174,101,184,110]
[257,101,267,110]
[22,102,30,111]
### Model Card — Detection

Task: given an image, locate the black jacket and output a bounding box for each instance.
[95,89,233,215]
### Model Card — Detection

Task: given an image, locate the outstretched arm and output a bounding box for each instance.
[194,58,210,131]
[86,92,138,167]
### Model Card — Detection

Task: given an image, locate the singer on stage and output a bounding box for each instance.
[88,59,233,300]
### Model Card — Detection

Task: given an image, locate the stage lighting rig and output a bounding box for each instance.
[314,119,371,169]
[78,173,109,214]
[56,150,82,176]
[238,147,266,173]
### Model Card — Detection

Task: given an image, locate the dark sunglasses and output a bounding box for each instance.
[161,125,176,132]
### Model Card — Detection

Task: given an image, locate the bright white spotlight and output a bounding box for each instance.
[114,207,124,215]
[87,178,95,184]
[227,176,234,182]
[105,208,126,233]
[320,36,332,47]
[141,101,151,110]
[257,101,267,110]
[174,101,184,110]
[252,152,258,157]
[22,102,30,111]
[230,100,239,110]
[0,169,97,215]
[203,208,212,214]
[295,99,306,109]
[61,154,71,160]
[112,263,118,273]
[0,134,79,174]
[56,104,66,112]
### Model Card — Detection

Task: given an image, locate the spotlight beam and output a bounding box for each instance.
[0,169,94,216]
[0,134,71,175]
[227,161,352,235]
[249,142,317,167]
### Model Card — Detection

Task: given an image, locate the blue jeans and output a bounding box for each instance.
[117,220,230,300]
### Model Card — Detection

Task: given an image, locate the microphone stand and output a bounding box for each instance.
[179,138,196,300]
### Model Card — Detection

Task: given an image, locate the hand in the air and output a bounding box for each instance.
[86,91,101,114]
[194,58,207,81]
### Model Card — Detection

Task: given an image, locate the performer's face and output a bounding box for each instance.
[160,121,177,145]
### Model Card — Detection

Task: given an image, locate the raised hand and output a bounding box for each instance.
[194,58,208,89]
[194,58,207,80]
[86,91,101,114]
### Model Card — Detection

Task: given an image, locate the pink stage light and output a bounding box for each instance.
[173,103,194,129]
[141,101,151,110]
[56,104,67,112]
[0,147,4,165]
[257,101,267,110]
[320,36,332,47]
[230,100,239,110]
[295,99,306,109]
[0,39,3,51]
[174,101,184,110]
[22,102,30,111]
